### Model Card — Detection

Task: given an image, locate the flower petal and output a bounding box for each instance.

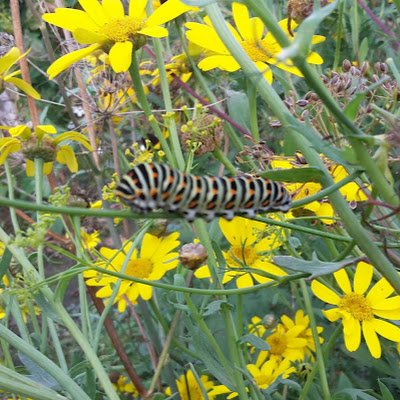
[102,0,124,19]
[255,61,273,84]
[54,131,93,150]
[47,44,101,79]
[0,138,21,164]
[232,2,263,41]
[322,308,341,322]
[194,265,211,279]
[56,145,78,172]
[311,280,341,305]
[185,22,229,54]
[334,268,352,294]
[138,26,168,38]
[367,277,395,303]
[73,28,107,45]
[373,296,400,310]
[146,0,194,28]
[109,41,133,73]
[362,320,381,358]
[78,0,108,25]
[306,51,324,65]
[236,273,254,288]
[42,8,99,32]
[0,47,20,75]
[129,0,147,19]
[5,77,40,99]
[343,317,361,352]
[353,261,373,295]
[372,319,400,342]
[198,55,240,72]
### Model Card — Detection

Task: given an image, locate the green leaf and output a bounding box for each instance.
[203,300,233,316]
[0,248,12,283]
[181,0,216,5]
[344,93,366,121]
[262,167,324,182]
[238,334,270,351]
[378,380,395,400]
[226,90,250,131]
[334,388,378,400]
[273,253,358,279]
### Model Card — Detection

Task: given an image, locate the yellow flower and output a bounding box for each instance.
[113,375,139,396]
[0,124,92,176]
[250,310,323,363]
[195,217,287,288]
[311,261,400,359]
[84,232,180,312]
[0,47,40,99]
[185,2,325,84]
[270,155,369,225]
[209,358,294,398]
[165,370,216,399]
[80,229,100,250]
[43,0,196,78]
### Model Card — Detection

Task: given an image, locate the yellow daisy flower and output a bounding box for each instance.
[209,358,294,398]
[185,2,325,84]
[0,47,40,99]
[84,232,180,312]
[195,216,287,288]
[42,0,196,78]
[165,370,216,400]
[250,310,323,363]
[0,124,92,176]
[80,228,101,250]
[311,261,400,359]
[271,155,369,225]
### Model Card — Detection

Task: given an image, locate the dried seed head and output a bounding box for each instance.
[261,314,276,328]
[21,136,56,162]
[179,243,207,270]
[342,59,352,72]
[181,114,224,155]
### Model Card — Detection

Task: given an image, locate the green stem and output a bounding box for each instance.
[299,279,330,399]
[0,230,120,400]
[0,324,91,400]
[129,53,175,167]
[4,161,20,232]
[247,81,259,141]
[152,37,185,170]
[333,0,345,71]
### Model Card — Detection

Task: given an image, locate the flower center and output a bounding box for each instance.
[102,16,145,42]
[339,293,374,321]
[242,40,273,62]
[267,331,287,356]
[125,258,153,279]
[226,245,259,267]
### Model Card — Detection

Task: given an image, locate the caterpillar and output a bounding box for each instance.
[116,163,291,222]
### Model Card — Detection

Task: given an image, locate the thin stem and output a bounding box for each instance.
[4,161,20,232]
[333,0,345,71]
[247,81,259,141]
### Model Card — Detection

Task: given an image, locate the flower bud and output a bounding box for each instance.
[179,243,207,270]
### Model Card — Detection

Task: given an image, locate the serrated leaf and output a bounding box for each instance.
[238,334,270,351]
[273,253,357,279]
[262,167,324,182]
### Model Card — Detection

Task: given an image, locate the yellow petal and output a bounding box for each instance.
[129,0,147,19]
[306,51,324,65]
[56,145,78,172]
[73,28,107,45]
[139,25,168,38]
[373,309,400,319]
[236,273,254,288]
[232,2,263,41]
[5,77,40,99]
[322,308,341,322]
[198,55,240,72]
[353,261,373,295]
[373,296,400,310]
[54,131,92,151]
[42,9,99,32]
[109,41,133,73]
[185,22,229,54]
[0,138,21,164]
[47,44,101,79]
[255,61,273,84]
[102,0,124,19]
[146,0,194,27]
[194,265,211,279]
[78,0,108,25]
[343,317,361,351]
[137,282,152,300]
[367,277,395,303]
[35,125,57,138]
[372,319,400,342]
[333,268,352,294]
[311,280,341,305]
[43,162,53,175]
[26,159,35,177]
[0,47,20,75]
[362,320,381,358]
